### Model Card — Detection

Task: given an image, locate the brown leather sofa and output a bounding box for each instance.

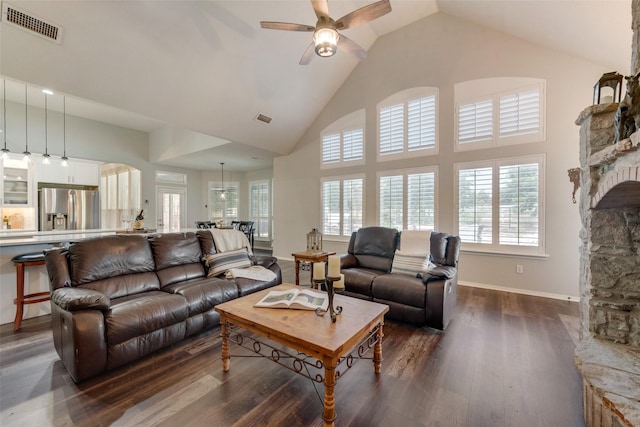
[44,230,281,382]
[340,226,460,330]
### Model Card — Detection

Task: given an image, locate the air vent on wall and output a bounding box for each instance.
[2,3,63,44]
[255,113,272,125]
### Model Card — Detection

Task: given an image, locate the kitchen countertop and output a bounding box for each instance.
[0,228,198,247]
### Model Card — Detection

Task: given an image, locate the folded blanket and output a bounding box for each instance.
[225,265,276,282]
[400,230,431,255]
[209,228,253,255]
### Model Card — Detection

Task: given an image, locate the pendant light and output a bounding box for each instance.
[22,85,31,163]
[61,96,68,167]
[42,91,51,165]
[1,79,9,161]
[220,162,226,200]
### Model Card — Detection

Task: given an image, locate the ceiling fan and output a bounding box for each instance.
[260,0,392,65]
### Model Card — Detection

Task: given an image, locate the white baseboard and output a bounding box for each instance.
[458,280,580,302]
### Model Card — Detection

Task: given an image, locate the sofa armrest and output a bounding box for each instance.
[420,265,457,283]
[51,287,111,311]
[251,255,277,269]
[340,254,358,269]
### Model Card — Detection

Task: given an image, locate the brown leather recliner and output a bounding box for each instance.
[340,227,460,330]
[45,231,281,382]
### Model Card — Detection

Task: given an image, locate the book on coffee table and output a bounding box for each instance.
[255,288,328,311]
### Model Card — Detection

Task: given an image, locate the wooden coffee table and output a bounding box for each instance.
[215,284,389,427]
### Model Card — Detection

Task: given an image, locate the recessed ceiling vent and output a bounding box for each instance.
[2,3,63,44]
[255,113,272,125]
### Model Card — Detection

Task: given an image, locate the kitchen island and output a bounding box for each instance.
[1,229,121,326]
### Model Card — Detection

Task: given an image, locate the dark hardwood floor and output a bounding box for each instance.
[0,257,585,426]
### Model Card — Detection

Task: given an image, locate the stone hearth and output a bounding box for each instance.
[574,103,640,426]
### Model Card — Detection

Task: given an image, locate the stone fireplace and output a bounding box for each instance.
[573,4,640,425]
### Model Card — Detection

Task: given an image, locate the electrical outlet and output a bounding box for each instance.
[516,264,524,274]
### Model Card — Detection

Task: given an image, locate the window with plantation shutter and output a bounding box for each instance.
[377,87,439,160]
[499,89,540,139]
[321,109,365,169]
[379,104,404,155]
[378,166,438,231]
[249,180,271,239]
[455,155,544,254]
[321,175,364,237]
[408,96,436,150]
[499,163,539,246]
[458,99,493,144]
[209,182,239,223]
[455,78,545,151]
[322,133,341,164]
[379,175,403,229]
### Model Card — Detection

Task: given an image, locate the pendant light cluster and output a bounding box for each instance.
[0,79,70,167]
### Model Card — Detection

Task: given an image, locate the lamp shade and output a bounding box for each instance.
[313,28,338,57]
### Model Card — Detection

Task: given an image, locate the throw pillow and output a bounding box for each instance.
[205,248,252,277]
[391,251,431,277]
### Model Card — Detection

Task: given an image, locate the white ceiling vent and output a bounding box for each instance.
[254,113,273,125]
[2,3,63,44]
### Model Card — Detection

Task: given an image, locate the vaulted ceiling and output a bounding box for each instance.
[0,0,633,171]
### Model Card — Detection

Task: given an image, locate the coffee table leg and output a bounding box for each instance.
[295,258,300,286]
[323,359,337,427]
[374,323,384,374]
[221,321,230,372]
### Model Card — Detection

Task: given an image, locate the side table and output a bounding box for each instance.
[291,251,336,287]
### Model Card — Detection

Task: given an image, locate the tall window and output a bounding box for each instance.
[377,87,438,161]
[249,180,271,239]
[455,155,544,253]
[378,167,437,231]
[209,182,238,224]
[321,109,365,169]
[321,175,364,237]
[455,78,545,151]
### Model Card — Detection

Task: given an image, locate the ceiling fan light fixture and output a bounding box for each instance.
[313,27,338,57]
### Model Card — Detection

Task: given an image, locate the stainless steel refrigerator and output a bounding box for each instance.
[39,185,100,231]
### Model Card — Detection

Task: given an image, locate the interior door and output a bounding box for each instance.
[156,186,186,232]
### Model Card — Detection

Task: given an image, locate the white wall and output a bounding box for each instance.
[273,12,612,300]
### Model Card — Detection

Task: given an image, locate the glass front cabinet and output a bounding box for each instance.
[1,155,32,207]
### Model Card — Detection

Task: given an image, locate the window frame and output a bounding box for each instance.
[454,79,546,152]
[376,165,439,231]
[320,109,366,170]
[376,87,439,162]
[320,174,365,240]
[208,180,239,224]
[454,155,546,255]
[248,179,272,241]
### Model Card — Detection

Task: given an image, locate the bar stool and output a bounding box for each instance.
[11,252,49,332]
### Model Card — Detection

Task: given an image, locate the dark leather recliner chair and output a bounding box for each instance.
[340,226,460,330]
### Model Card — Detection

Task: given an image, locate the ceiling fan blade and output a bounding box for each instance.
[335,0,392,30]
[311,0,330,19]
[299,42,316,65]
[337,34,368,61]
[260,21,315,32]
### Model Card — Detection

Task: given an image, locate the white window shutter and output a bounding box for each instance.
[407,96,436,150]
[499,163,539,246]
[458,167,492,244]
[343,129,364,161]
[458,100,493,144]
[407,172,435,230]
[322,133,341,164]
[379,175,403,229]
[379,104,404,154]
[342,178,363,235]
[322,181,341,235]
[499,89,540,138]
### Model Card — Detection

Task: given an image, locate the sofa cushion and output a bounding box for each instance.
[148,232,202,270]
[79,271,160,300]
[106,291,188,346]
[430,232,449,265]
[342,268,385,298]
[205,248,252,277]
[372,274,426,309]
[156,263,207,288]
[162,276,238,316]
[69,235,155,286]
[351,226,399,272]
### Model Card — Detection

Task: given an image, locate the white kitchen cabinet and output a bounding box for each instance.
[1,155,33,207]
[36,157,101,186]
